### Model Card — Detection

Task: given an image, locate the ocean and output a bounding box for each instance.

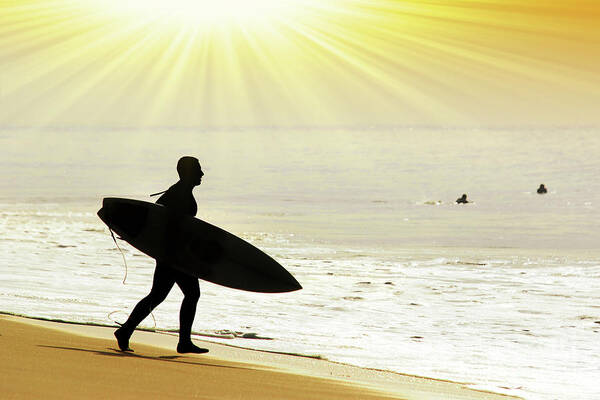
[1,127,599,399]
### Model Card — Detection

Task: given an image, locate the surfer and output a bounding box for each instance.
[114,156,207,354]
[537,184,547,194]
[456,194,469,204]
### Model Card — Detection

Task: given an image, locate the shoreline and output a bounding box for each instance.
[1,313,521,399]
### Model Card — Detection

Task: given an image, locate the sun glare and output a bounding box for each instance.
[3,0,599,126]
[85,0,306,24]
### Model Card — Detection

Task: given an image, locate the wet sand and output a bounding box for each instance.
[0,315,520,399]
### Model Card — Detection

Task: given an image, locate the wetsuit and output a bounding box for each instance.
[120,181,200,343]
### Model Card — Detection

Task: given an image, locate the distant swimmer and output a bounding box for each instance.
[456,194,469,204]
[537,184,547,194]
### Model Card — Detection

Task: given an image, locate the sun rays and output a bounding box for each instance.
[80,0,311,25]
[1,0,599,126]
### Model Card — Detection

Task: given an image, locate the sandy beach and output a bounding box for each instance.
[0,314,519,400]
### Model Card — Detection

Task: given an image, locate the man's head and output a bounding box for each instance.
[177,156,204,186]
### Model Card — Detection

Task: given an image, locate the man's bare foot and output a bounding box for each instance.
[177,341,208,354]
[114,327,133,352]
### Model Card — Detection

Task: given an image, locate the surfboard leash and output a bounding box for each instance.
[107,310,157,331]
[107,228,158,331]
[109,227,128,284]
[107,310,123,326]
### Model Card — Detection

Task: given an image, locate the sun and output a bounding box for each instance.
[83,0,307,25]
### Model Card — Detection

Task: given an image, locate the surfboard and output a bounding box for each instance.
[97,197,302,293]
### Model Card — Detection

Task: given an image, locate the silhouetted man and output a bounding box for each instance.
[537,184,547,194]
[115,156,207,353]
[456,194,469,204]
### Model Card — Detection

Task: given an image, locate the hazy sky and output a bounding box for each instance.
[2,0,599,127]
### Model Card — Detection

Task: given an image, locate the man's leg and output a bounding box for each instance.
[115,262,175,351]
[174,271,206,353]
